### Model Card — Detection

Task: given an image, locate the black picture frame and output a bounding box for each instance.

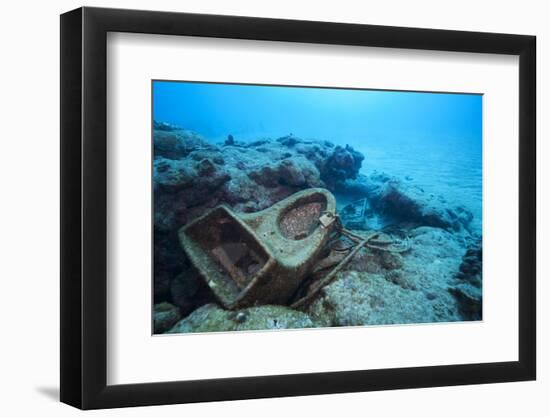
[60,6,536,410]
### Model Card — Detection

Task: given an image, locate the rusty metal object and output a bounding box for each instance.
[366,232,411,253]
[290,232,377,309]
[340,228,411,253]
[290,222,411,308]
[340,197,371,229]
[178,188,337,309]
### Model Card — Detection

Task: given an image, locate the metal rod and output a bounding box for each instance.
[290,236,369,309]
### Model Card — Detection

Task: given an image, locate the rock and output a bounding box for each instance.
[449,239,482,320]
[153,154,231,233]
[154,128,214,160]
[344,174,474,232]
[307,271,451,326]
[278,159,308,186]
[373,179,465,230]
[448,284,482,320]
[324,145,364,185]
[153,120,180,132]
[170,268,214,317]
[154,158,196,189]
[335,172,388,199]
[153,227,187,302]
[248,157,322,188]
[378,250,404,270]
[403,227,466,288]
[168,304,235,333]
[196,158,217,176]
[306,226,466,326]
[342,244,404,274]
[455,239,482,287]
[154,302,182,333]
[384,270,417,290]
[225,134,235,145]
[189,149,225,163]
[247,139,271,147]
[237,305,315,331]
[167,303,315,333]
[277,135,299,147]
[235,311,248,323]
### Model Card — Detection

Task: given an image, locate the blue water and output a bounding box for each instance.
[153,81,482,233]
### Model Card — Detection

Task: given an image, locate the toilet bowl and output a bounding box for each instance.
[178,188,337,309]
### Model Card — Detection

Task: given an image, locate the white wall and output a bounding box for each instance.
[0,0,546,415]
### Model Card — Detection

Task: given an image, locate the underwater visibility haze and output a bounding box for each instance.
[152,80,483,334]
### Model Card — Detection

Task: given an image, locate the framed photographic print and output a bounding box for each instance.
[60,6,536,409]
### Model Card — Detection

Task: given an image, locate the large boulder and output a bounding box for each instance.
[153,227,187,301]
[448,284,482,321]
[247,157,322,188]
[340,173,474,232]
[154,127,215,160]
[454,240,482,286]
[167,303,316,333]
[169,268,215,317]
[153,120,181,132]
[307,271,448,326]
[153,302,182,334]
[449,239,482,320]
[323,144,364,185]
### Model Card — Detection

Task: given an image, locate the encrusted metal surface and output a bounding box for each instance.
[179,188,337,309]
[279,202,325,240]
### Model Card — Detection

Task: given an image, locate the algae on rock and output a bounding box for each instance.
[153,302,182,334]
[305,226,466,326]
[167,303,316,334]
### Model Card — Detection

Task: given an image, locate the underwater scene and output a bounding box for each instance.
[152,80,482,334]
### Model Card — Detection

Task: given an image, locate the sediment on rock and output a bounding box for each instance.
[154,302,182,333]
[449,239,482,320]
[167,303,316,333]
[338,173,474,233]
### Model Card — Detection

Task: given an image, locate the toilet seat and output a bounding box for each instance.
[179,188,337,309]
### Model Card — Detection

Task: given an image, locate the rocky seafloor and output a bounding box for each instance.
[152,121,482,334]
